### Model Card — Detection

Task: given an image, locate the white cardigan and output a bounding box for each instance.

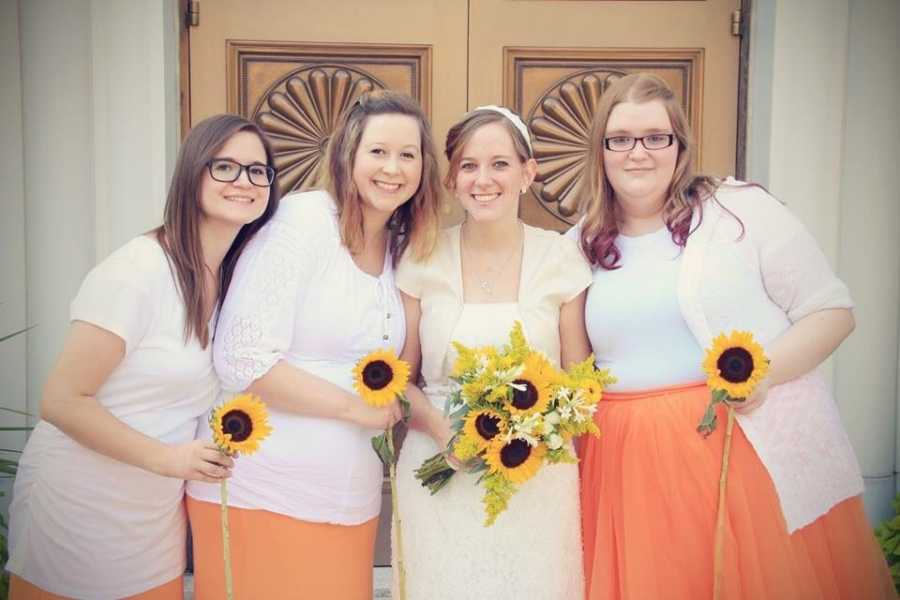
[573,179,863,532]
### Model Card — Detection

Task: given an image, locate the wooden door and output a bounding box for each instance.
[469,0,740,230]
[185,0,742,565]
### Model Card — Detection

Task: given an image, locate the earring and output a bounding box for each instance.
[520,186,528,195]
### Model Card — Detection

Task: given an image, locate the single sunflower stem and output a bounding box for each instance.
[712,405,736,600]
[221,476,234,600]
[387,425,407,600]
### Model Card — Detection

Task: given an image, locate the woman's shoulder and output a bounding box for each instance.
[524,222,584,258]
[94,235,171,284]
[709,177,785,217]
[270,189,339,232]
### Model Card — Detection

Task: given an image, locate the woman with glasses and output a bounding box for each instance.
[185,90,442,599]
[7,114,279,600]
[571,73,893,599]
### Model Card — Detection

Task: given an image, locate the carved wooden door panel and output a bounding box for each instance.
[469,0,741,231]
[186,0,741,568]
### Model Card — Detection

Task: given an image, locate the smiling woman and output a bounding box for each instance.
[5,114,279,600]
[184,90,442,600]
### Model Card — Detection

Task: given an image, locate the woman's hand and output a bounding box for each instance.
[155,440,234,483]
[423,406,467,470]
[342,397,403,430]
[728,377,771,415]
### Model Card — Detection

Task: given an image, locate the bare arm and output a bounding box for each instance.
[737,308,855,413]
[560,290,591,369]
[41,322,232,482]
[246,361,400,430]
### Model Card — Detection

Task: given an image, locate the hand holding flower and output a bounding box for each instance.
[157,439,234,483]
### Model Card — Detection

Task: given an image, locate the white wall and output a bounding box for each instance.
[0,0,30,508]
[749,0,900,523]
[17,0,180,422]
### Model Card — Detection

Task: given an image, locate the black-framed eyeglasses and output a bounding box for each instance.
[604,134,676,152]
[206,158,276,187]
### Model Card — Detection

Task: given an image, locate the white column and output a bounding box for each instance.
[836,0,900,523]
[20,0,180,416]
[0,0,30,511]
[21,0,98,418]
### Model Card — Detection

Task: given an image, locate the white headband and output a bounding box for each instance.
[470,105,533,156]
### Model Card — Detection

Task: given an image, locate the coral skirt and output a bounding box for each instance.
[9,575,182,600]
[186,496,378,600]
[578,382,895,600]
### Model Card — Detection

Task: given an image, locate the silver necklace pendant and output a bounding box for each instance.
[479,279,493,295]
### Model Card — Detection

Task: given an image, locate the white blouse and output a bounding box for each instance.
[187,190,405,525]
[570,178,862,531]
[8,236,217,598]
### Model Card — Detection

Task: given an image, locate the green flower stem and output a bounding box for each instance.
[221,477,233,600]
[712,405,736,600]
[387,426,406,600]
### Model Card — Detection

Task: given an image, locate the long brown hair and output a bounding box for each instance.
[154,114,280,347]
[321,89,441,264]
[443,108,533,188]
[580,73,720,269]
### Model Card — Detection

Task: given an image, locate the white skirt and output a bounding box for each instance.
[394,425,585,600]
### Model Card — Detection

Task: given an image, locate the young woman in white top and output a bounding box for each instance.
[7,114,279,600]
[393,106,593,599]
[186,90,442,599]
[572,73,893,599]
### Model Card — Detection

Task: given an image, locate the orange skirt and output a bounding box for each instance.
[9,574,182,600]
[186,496,378,600]
[579,382,895,600]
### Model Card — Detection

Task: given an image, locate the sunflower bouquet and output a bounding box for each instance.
[209,393,273,600]
[415,321,614,526]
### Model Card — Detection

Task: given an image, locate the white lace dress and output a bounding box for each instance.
[393,225,592,600]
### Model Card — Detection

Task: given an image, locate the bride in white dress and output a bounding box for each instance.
[394,106,593,599]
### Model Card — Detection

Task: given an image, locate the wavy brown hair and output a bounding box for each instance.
[444,108,533,188]
[154,114,280,347]
[321,89,441,264]
[580,73,722,269]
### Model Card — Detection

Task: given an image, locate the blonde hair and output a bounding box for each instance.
[580,73,719,269]
[321,89,441,263]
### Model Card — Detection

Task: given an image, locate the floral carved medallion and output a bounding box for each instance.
[527,70,626,222]
[253,66,386,197]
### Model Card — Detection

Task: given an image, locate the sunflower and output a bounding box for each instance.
[506,352,555,416]
[702,331,770,399]
[353,349,410,407]
[484,437,546,484]
[462,409,507,450]
[211,393,273,456]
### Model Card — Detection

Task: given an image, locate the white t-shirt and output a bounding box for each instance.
[187,190,406,525]
[584,227,705,390]
[7,235,218,598]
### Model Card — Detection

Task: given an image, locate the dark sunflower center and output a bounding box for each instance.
[222,409,253,442]
[511,379,538,410]
[474,413,501,441]
[717,347,754,383]
[500,439,532,469]
[362,360,394,390]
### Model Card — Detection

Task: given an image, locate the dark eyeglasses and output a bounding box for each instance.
[604,134,676,152]
[206,159,276,187]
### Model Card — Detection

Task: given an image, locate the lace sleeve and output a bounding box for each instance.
[213,195,333,391]
[751,192,854,322]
